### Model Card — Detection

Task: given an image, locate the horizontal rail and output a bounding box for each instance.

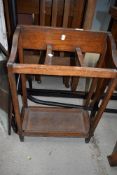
[9,64,117,78]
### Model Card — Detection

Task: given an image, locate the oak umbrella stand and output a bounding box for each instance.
[7,25,117,142]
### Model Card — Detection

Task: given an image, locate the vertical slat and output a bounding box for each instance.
[90,78,117,136]
[83,0,97,29]
[51,0,58,26]
[18,36,27,107]
[72,0,85,28]
[76,48,85,66]
[63,0,70,27]
[71,48,85,91]
[40,0,46,26]
[44,45,53,65]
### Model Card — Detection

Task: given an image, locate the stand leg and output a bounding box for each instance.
[85,137,91,143]
[63,76,70,88]
[19,134,24,142]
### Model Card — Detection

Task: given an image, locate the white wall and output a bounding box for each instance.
[0,0,8,50]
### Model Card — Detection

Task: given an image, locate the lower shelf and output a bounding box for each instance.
[22,106,90,137]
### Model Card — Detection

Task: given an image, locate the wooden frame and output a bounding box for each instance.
[7,26,117,142]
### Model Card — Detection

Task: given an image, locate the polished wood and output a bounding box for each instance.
[7,26,117,141]
[9,64,116,78]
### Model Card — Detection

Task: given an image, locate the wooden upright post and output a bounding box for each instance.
[83,0,97,29]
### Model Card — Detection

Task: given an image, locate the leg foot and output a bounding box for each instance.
[71,77,79,91]
[35,75,41,84]
[19,135,24,142]
[85,137,91,143]
[28,78,32,89]
[63,77,70,88]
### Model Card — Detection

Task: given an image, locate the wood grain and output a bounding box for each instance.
[20,26,106,53]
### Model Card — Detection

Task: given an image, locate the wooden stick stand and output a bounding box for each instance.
[7,26,117,141]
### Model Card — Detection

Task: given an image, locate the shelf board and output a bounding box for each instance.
[22,106,90,137]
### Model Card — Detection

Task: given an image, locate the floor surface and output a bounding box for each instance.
[0,76,117,175]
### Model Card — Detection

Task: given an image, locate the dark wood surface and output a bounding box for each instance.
[20,26,106,53]
[22,107,89,137]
